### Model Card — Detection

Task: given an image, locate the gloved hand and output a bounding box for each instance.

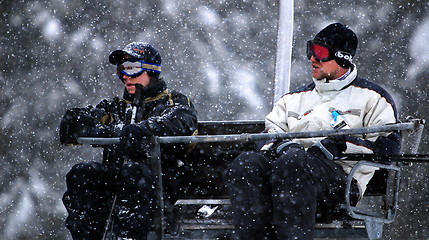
[257,138,278,151]
[260,138,303,158]
[119,123,152,156]
[273,139,303,157]
[60,108,117,144]
[60,108,98,144]
[311,136,347,160]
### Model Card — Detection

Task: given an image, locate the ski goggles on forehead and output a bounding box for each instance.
[306,41,334,62]
[116,60,161,78]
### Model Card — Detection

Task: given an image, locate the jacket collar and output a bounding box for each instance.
[312,65,357,93]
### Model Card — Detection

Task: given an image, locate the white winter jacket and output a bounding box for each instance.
[265,66,400,196]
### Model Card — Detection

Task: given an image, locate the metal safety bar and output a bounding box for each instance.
[77,120,420,146]
[157,121,418,144]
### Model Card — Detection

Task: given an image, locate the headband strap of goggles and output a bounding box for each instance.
[334,51,353,62]
[125,60,161,73]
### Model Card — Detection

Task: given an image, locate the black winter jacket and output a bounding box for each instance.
[60,80,198,169]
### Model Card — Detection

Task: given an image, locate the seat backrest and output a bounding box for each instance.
[182,120,265,198]
[364,169,389,196]
[197,120,265,135]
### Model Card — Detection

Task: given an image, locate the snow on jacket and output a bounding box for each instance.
[265,66,400,195]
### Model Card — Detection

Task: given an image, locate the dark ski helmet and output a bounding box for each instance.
[312,23,358,68]
[109,42,162,76]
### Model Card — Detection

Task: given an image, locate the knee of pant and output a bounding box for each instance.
[273,148,308,172]
[227,151,269,178]
[66,162,106,190]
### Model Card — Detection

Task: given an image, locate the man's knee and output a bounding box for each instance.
[227,151,270,177]
[224,151,272,195]
[65,161,106,190]
[63,162,112,212]
[271,148,315,185]
[273,147,308,170]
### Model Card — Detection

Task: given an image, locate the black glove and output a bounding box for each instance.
[60,108,116,144]
[88,106,108,120]
[310,136,347,160]
[119,124,152,157]
[96,97,127,122]
[60,108,98,144]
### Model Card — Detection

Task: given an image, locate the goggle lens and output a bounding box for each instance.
[307,41,332,62]
[312,44,330,60]
[117,61,145,78]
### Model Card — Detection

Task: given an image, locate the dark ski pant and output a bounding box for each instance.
[62,161,155,240]
[225,147,360,240]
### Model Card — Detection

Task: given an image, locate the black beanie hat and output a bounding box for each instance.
[313,23,358,68]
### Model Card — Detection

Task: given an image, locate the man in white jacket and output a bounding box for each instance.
[225,23,400,240]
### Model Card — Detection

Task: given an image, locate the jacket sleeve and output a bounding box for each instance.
[345,88,401,155]
[344,132,401,154]
[139,92,198,137]
[265,97,289,133]
[59,99,119,144]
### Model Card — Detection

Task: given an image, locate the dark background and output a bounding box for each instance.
[1,0,428,239]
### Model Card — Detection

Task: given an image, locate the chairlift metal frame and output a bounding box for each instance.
[79,119,427,240]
